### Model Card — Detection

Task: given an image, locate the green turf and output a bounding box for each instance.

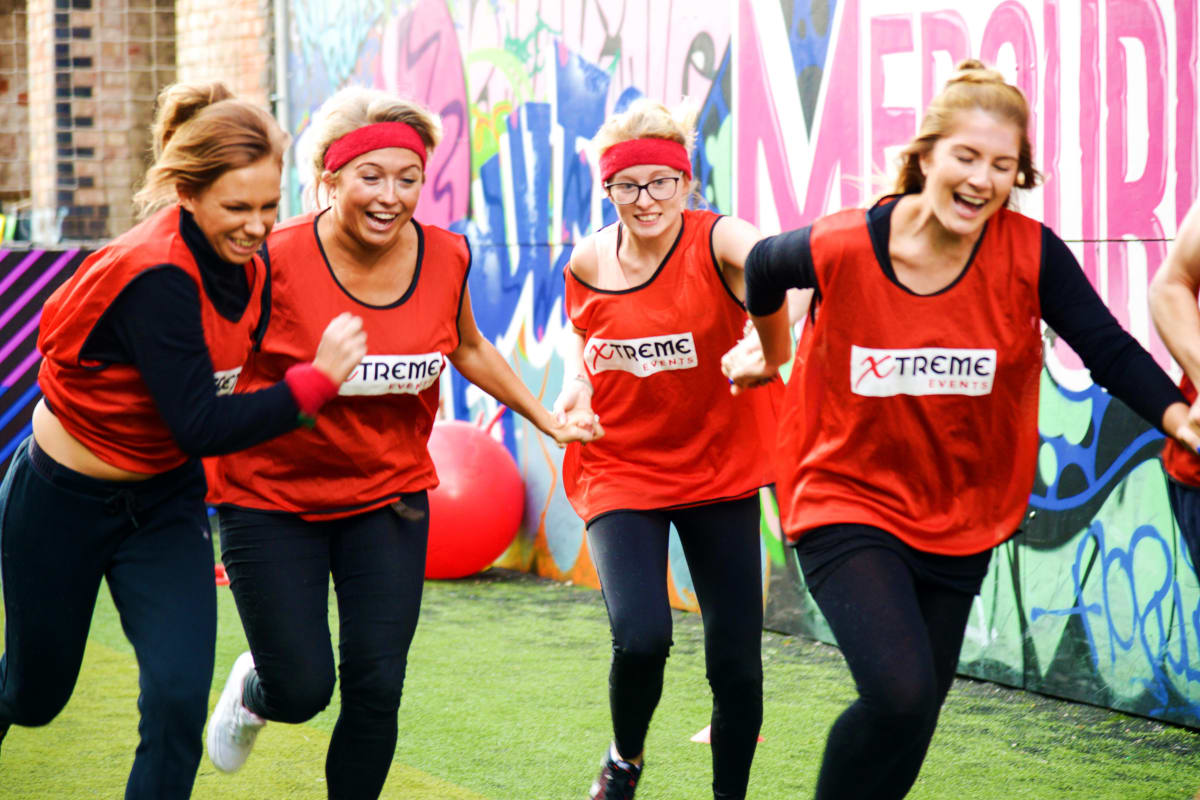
[3,568,1200,798]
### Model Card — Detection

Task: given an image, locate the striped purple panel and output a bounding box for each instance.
[0,249,89,469]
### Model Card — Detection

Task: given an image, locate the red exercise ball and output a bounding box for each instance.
[424,419,525,579]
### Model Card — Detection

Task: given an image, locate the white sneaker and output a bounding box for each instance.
[206,651,266,772]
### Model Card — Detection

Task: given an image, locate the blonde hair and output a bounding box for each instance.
[593,98,698,157]
[894,59,1040,200]
[134,82,288,217]
[307,86,442,189]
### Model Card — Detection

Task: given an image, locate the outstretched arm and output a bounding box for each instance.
[721,227,816,391]
[551,327,600,435]
[1151,201,1200,383]
[1041,227,1199,451]
[449,288,595,444]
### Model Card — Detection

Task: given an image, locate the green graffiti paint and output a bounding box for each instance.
[1037,369,1093,444]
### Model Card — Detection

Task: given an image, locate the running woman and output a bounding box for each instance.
[725,60,1200,800]
[0,82,364,799]
[554,98,781,800]
[203,86,595,799]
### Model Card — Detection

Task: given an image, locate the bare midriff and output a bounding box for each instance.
[31,399,155,481]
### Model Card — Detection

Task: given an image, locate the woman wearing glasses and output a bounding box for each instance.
[553,99,782,800]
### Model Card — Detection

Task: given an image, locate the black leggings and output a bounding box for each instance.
[586,495,763,800]
[800,540,982,800]
[218,496,428,800]
[0,437,214,800]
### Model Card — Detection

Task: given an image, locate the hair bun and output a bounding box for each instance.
[152,82,235,156]
[947,59,1007,87]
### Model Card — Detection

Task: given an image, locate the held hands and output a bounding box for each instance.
[1168,397,1200,453]
[312,312,368,385]
[721,321,778,395]
[550,374,605,446]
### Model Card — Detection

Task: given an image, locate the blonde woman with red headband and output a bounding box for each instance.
[203,87,595,798]
[553,99,782,800]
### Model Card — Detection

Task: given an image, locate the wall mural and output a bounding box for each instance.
[0,0,1192,729]
[0,249,84,468]
[277,0,1200,727]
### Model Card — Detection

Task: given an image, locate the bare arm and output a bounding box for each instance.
[713,215,762,301]
[1150,201,1200,382]
[716,219,802,392]
[552,327,598,431]
[449,288,592,444]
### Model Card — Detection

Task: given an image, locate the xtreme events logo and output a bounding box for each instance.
[340,353,444,396]
[851,346,996,397]
[585,333,698,377]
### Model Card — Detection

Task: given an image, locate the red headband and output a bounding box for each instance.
[599,138,692,183]
[323,121,428,172]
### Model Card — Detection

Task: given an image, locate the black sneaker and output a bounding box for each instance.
[589,750,642,799]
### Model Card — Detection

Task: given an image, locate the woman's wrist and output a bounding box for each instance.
[570,373,594,395]
[285,363,340,421]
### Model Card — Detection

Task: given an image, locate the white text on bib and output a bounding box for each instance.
[340,353,444,396]
[850,345,996,397]
[585,333,698,377]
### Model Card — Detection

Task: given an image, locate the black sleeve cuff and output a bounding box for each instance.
[745,226,816,316]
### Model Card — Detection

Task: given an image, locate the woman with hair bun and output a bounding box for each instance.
[554,98,785,800]
[725,60,1200,798]
[0,82,366,798]
[203,86,594,798]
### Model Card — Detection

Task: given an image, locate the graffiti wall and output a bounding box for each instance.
[0,249,85,469]
[277,0,1198,727]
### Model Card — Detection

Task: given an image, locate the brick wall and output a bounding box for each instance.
[175,0,271,108]
[27,0,175,241]
[0,2,30,217]
[8,0,273,245]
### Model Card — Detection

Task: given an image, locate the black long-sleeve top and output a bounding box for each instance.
[75,209,299,456]
[743,198,1183,431]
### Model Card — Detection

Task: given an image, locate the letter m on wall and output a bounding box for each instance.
[734,0,864,230]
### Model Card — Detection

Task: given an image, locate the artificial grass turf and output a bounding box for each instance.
[1,568,1198,798]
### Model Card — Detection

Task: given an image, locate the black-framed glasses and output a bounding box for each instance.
[604,177,680,205]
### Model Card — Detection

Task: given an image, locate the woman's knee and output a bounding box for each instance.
[609,610,673,661]
[860,671,940,725]
[259,668,336,723]
[706,656,763,705]
[5,690,71,728]
[612,634,672,664]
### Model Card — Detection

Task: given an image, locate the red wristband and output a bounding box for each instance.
[284,363,339,418]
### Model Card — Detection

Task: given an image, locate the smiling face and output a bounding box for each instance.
[323,146,424,249]
[177,157,281,264]
[917,108,1022,238]
[606,163,687,241]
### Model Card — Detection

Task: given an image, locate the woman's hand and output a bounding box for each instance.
[721,322,777,395]
[312,312,367,385]
[1166,399,1200,453]
[550,375,603,445]
[553,374,594,424]
[549,409,605,446]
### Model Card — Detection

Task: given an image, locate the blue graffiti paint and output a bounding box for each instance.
[1033,381,1164,514]
[555,44,616,246]
[292,0,390,91]
[449,45,616,429]
[1031,520,1200,717]
[695,46,731,212]
[783,0,836,132]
